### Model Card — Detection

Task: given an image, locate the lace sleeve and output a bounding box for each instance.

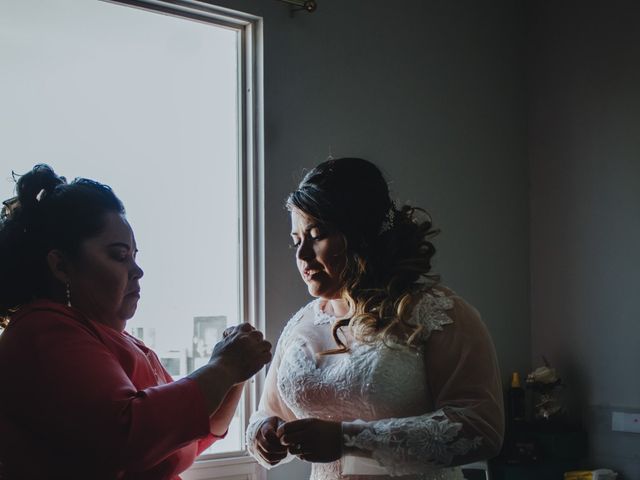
[341,291,504,475]
[245,304,310,469]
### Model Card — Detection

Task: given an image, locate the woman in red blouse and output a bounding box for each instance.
[0,165,272,479]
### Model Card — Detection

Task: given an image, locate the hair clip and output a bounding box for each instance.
[36,189,47,202]
[378,207,396,235]
[1,196,20,221]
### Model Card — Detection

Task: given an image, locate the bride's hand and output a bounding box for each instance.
[254,416,288,466]
[277,418,342,463]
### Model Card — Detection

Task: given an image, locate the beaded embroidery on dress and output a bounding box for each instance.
[247,289,486,479]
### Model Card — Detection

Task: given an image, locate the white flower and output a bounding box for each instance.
[530,366,558,384]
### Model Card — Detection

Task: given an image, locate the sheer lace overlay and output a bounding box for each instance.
[343,410,483,476]
[246,288,504,479]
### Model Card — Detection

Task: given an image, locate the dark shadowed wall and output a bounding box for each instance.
[529,1,640,477]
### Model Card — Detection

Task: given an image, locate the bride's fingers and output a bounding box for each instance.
[262,427,280,444]
[279,430,308,447]
[259,434,286,452]
[287,442,305,455]
[276,418,310,438]
[257,441,287,457]
[259,449,287,464]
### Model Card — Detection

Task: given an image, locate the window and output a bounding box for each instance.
[0,0,263,476]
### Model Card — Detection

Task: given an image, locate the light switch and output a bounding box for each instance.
[612,411,640,433]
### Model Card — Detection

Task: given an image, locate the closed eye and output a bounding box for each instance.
[289,237,301,249]
[114,249,132,261]
[108,243,137,262]
[289,231,326,249]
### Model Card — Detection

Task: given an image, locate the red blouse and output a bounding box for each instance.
[0,300,217,479]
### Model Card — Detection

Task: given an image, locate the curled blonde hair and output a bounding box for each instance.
[322,206,439,355]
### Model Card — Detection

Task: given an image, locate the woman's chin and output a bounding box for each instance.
[306,281,325,297]
[119,299,140,321]
[306,284,339,300]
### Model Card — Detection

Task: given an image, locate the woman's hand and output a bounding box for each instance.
[189,323,271,415]
[253,416,288,466]
[277,418,342,463]
[210,323,272,385]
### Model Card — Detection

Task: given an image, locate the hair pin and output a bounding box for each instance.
[1,196,19,221]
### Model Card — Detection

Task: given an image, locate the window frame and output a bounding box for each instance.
[102,0,264,477]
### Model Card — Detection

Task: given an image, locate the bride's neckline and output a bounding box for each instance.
[313,299,337,325]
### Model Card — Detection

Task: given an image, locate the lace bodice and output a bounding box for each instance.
[246,288,504,479]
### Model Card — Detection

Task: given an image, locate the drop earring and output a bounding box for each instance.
[66,283,72,308]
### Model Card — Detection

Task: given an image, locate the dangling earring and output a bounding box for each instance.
[65,283,72,308]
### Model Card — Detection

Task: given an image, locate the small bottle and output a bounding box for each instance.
[508,372,526,423]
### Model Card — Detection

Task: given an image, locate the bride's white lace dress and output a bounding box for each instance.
[246,288,504,479]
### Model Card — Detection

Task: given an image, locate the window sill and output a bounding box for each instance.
[183,454,263,480]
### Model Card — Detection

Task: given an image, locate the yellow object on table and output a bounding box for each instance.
[564,472,594,480]
[564,470,618,480]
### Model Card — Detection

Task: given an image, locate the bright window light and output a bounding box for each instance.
[0,0,261,460]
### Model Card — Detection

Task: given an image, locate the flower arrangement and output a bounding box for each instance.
[526,358,565,421]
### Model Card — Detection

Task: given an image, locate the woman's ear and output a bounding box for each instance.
[46,249,70,284]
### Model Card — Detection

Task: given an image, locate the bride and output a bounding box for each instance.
[246,157,504,479]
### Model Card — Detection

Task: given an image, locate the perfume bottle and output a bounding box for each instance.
[508,371,526,423]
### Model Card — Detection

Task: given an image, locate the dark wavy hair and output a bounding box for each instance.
[0,164,124,326]
[286,157,439,354]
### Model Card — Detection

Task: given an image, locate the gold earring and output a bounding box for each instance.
[66,283,72,307]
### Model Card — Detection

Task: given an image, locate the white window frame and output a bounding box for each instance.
[102,1,265,478]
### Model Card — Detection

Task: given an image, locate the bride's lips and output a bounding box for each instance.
[125,289,141,298]
[302,267,323,281]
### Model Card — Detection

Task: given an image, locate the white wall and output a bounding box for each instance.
[210,1,530,478]
[529,1,640,477]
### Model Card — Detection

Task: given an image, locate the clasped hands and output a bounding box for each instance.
[254,416,342,465]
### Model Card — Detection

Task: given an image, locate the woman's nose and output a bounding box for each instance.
[130,261,144,280]
[296,239,314,261]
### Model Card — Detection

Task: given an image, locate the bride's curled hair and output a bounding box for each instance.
[286,158,439,354]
